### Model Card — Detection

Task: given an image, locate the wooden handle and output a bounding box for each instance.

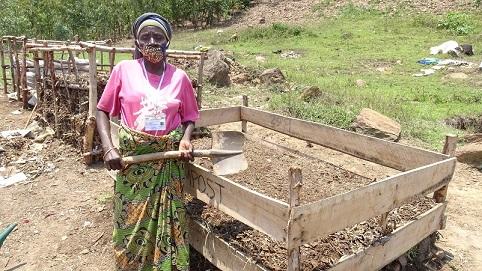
[122,149,242,165]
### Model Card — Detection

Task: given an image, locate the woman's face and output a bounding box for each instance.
[137,26,167,48]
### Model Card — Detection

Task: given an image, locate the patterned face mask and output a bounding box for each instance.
[140,43,165,63]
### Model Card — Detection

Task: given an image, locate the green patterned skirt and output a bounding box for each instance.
[113,126,189,271]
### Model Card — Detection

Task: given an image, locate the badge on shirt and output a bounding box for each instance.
[145,115,166,131]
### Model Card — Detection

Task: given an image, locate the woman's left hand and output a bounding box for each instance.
[179,139,194,161]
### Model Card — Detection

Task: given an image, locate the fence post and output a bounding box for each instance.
[0,38,8,94]
[196,52,206,109]
[83,46,97,165]
[287,167,302,271]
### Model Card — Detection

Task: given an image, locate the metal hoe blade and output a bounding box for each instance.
[211,131,248,175]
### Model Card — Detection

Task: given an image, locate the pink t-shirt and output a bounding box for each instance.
[97,59,199,136]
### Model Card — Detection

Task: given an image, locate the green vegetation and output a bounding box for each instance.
[173,7,482,149]
[0,0,251,40]
[438,12,476,35]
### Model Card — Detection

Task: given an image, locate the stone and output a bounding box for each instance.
[231,73,249,84]
[446,72,469,80]
[457,141,482,165]
[204,50,231,87]
[300,86,322,102]
[259,68,285,85]
[355,79,366,87]
[352,108,401,141]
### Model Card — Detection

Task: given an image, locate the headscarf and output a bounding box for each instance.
[132,13,172,59]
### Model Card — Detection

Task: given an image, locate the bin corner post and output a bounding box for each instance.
[241,95,248,133]
[434,134,457,203]
[287,167,302,271]
[0,38,8,94]
[196,52,206,109]
[83,46,97,165]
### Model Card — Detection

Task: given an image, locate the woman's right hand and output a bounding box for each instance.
[104,148,124,170]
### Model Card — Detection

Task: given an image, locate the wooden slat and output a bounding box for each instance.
[241,107,447,171]
[188,217,269,271]
[329,203,447,271]
[186,163,289,242]
[288,158,456,248]
[196,106,241,127]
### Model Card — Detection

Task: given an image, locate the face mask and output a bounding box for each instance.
[140,43,166,63]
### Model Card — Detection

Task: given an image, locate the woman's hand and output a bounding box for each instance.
[179,139,194,161]
[104,148,124,170]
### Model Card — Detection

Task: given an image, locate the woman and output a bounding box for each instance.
[96,13,199,271]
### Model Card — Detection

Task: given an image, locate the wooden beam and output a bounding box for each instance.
[188,217,269,271]
[196,106,241,127]
[241,107,447,171]
[329,203,447,271]
[287,158,456,248]
[287,168,302,271]
[185,163,289,242]
[434,134,457,204]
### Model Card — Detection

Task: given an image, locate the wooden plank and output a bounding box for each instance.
[188,217,269,271]
[288,158,456,248]
[185,163,289,242]
[196,106,241,128]
[287,168,302,271]
[241,107,447,171]
[329,203,447,271]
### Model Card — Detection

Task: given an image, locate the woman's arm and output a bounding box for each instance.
[96,110,123,170]
[179,121,195,161]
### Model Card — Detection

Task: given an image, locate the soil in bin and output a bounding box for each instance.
[188,136,437,270]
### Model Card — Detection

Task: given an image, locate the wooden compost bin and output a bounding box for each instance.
[109,105,456,271]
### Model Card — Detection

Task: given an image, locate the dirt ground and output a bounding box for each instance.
[0,96,481,270]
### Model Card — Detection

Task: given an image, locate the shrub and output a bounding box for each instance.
[437,12,475,35]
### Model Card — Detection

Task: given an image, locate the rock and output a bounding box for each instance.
[259,68,285,85]
[460,44,474,56]
[446,72,469,80]
[259,17,266,24]
[231,73,250,84]
[204,50,231,87]
[300,86,322,102]
[355,79,366,87]
[80,249,89,255]
[255,55,266,63]
[456,142,482,164]
[352,108,401,141]
[34,127,55,143]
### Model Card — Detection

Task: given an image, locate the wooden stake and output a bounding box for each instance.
[67,49,79,82]
[196,52,206,109]
[241,95,248,133]
[8,38,16,95]
[287,167,302,271]
[434,134,457,203]
[32,51,41,107]
[0,38,7,94]
[109,48,116,73]
[48,51,59,136]
[13,37,21,100]
[21,37,28,108]
[83,46,97,165]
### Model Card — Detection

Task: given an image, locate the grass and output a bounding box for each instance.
[172,6,482,150]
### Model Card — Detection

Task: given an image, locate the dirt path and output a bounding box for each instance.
[0,96,481,270]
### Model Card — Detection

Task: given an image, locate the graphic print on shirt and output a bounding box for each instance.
[133,91,169,132]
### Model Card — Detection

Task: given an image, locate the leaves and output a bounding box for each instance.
[0,0,252,40]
